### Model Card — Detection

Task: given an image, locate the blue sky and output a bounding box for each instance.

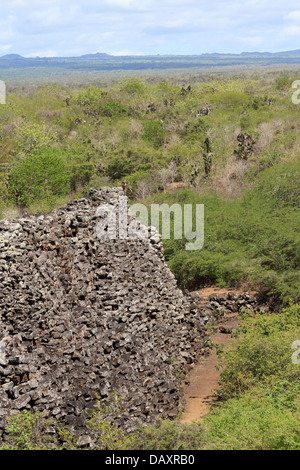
[1,0,300,57]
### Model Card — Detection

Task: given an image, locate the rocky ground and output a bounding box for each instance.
[0,188,269,444]
[0,187,212,442]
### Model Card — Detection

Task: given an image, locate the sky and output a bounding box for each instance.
[1,0,300,57]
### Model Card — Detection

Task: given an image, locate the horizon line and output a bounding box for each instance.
[1,48,300,60]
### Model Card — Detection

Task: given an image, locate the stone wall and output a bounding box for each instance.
[0,187,212,440]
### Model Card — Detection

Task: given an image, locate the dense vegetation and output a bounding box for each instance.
[1,303,299,450]
[1,71,299,302]
[0,69,300,449]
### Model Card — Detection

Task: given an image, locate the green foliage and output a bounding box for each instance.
[255,160,300,208]
[106,156,134,181]
[239,302,300,336]
[218,328,300,397]
[76,86,104,107]
[182,119,209,144]
[212,90,249,109]
[200,302,300,450]
[142,120,164,149]
[67,160,94,191]
[124,168,156,197]
[120,78,148,95]
[251,95,269,110]
[85,393,134,450]
[16,121,58,157]
[8,149,70,206]
[275,74,292,91]
[58,392,134,450]
[203,383,300,450]
[131,419,205,450]
[101,101,128,118]
[145,159,300,302]
[0,410,54,450]
[217,303,300,398]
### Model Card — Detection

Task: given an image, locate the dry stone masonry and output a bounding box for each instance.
[0,187,214,440]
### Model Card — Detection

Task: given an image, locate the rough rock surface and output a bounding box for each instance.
[0,187,212,440]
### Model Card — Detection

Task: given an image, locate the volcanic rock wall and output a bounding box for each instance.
[0,187,211,439]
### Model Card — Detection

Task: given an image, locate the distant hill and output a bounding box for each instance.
[1,54,24,60]
[2,49,300,77]
[79,52,112,58]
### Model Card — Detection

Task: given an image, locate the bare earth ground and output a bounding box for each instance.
[180,287,242,424]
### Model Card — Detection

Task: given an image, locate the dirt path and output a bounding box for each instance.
[180,288,240,424]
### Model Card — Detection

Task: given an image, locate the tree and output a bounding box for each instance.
[8,149,70,206]
[16,121,58,157]
[106,156,133,181]
[142,120,164,149]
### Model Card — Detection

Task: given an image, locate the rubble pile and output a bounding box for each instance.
[0,187,211,439]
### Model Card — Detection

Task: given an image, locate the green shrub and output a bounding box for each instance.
[0,410,54,450]
[255,160,300,208]
[218,328,300,397]
[8,149,70,206]
[16,121,59,157]
[142,120,164,149]
[217,304,300,398]
[76,86,104,107]
[106,156,134,181]
[58,392,134,450]
[182,119,209,144]
[131,419,205,450]
[101,101,128,118]
[120,78,148,95]
[275,75,292,91]
[68,161,94,191]
[203,384,300,450]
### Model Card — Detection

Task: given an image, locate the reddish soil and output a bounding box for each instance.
[180,288,240,424]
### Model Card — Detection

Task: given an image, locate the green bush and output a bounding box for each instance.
[275,75,292,91]
[120,78,148,95]
[8,149,70,206]
[217,304,300,398]
[101,101,128,118]
[0,410,54,450]
[106,156,134,181]
[218,328,300,398]
[58,392,134,450]
[203,383,300,450]
[16,121,58,157]
[131,419,205,450]
[142,120,164,149]
[255,160,300,208]
[76,86,104,107]
[68,161,94,191]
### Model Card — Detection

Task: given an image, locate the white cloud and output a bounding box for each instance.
[0,44,13,53]
[105,0,138,7]
[284,25,300,35]
[236,35,263,46]
[26,49,58,57]
[285,10,300,20]
[112,49,141,55]
[1,0,300,57]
